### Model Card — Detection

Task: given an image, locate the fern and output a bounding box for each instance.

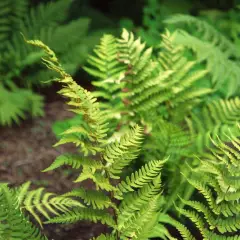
[16,182,83,227]
[186,97,240,153]
[0,0,28,46]
[164,14,240,96]
[0,184,47,240]
[0,0,99,126]
[173,126,240,239]
[0,83,44,126]
[26,38,166,240]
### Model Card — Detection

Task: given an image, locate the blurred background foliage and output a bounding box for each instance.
[0,0,239,126]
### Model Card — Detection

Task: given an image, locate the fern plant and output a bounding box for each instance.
[169,125,240,239]
[0,0,98,126]
[164,14,240,97]
[0,184,47,240]
[21,37,170,239]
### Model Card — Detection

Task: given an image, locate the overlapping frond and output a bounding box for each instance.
[0,184,47,240]
[43,153,103,172]
[174,126,240,239]
[143,118,190,161]
[16,182,83,227]
[104,124,143,178]
[116,159,165,198]
[46,208,116,228]
[164,14,239,57]
[164,14,240,96]
[25,38,109,155]
[64,188,114,210]
[0,84,44,126]
[0,0,28,46]
[27,38,167,239]
[117,29,211,119]
[186,97,240,153]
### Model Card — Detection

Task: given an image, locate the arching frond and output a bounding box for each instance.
[164,14,240,96]
[16,182,83,227]
[104,125,143,179]
[0,184,47,240]
[186,97,240,153]
[174,126,240,239]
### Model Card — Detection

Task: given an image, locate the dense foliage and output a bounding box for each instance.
[1,0,240,239]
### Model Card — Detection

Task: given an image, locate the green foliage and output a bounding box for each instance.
[187,97,240,153]
[0,184,47,240]
[17,182,83,227]
[25,38,166,239]
[173,126,240,239]
[9,15,239,239]
[0,0,100,126]
[164,14,240,97]
[0,84,43,125]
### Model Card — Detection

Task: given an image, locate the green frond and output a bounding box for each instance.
[119,194,161,239]
[116,159,165,198]
[158,213,195,240]
[117,175,162,232]
[21,0,72,38]
[187,97,240,153]
[0,184,47,240]
[169,29,240,96]
[83,33,126,115]
[174,126,240,238]
[27,37,168,240]
[164,14,239,57]
[16,183,84,227]
[42,154,103,172]
[118,29,211,116]
[84,34,125,83]
[25,38,109,156]
[63,188,115,210]
[105,125,143,178]
[46,208,116,228]
[0,0,28,46]
[143,118,191,161]
[0,84,44,126]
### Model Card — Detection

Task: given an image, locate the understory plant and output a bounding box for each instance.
[0,0,101,126]
[0,25,240,239]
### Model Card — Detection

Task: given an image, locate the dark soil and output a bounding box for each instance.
[0,101,106,240]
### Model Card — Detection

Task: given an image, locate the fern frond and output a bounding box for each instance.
[25,38,109,155]
[16,183,83,227]
[117,175,162,233]
[46,208,116,228]
[168,29,240,96]
[105,125,143,179]
[0,84,44,126]
[21,0,72,38]
[187,97,240,153]
[0,0,28,45]
[63,188,114,210]
[119,194,161,239]
[116,159,165,198]
[0,184,47,240]
[118,29,211,117]
[42,154,103,172]
[174,126,240,238]
[143,118,191,161]
[164,14,239,57]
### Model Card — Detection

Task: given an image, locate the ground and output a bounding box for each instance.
[0,100,107,239]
